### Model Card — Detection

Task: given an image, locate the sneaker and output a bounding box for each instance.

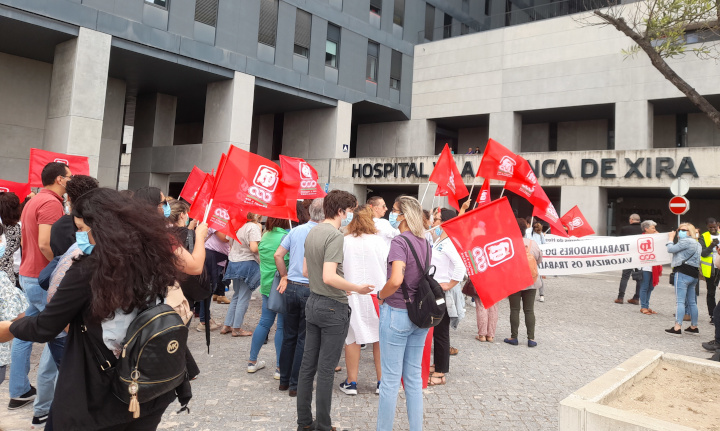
[702,340,720,351]
[360,344,367,350]
[503,338,519,346]
[685,326,699,335]
[31,414,48,429]
[528,340,538,347]
[274,368,281,380]
[247,361,266,373]
[8,386,37,410]
[539,296,545,303]
[376,381,380,395]
[469,300,476,308]
[665,327,682,336]
[339,380,358,395]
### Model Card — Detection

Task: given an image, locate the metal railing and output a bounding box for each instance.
[417,0,614,44]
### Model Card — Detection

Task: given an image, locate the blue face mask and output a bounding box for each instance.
[76,231,95,254]
[0,238,5,259]
[184,216,190,227]
[341,212,353,227]
[677,230,688,239]
[435,226,443,237]
[389,212,400,229]
[163,202,171,218]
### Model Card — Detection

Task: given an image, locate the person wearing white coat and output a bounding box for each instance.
[428,209,467,386]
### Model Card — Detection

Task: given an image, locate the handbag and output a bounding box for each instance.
[631,269,643,281]
[461,278,478,298]
[267,271,286,314]
[397,236,446,329]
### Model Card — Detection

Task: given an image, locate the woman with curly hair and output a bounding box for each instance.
[0,192,22,284]
[0,188,199,430]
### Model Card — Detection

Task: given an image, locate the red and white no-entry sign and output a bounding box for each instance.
[669,196,690,215]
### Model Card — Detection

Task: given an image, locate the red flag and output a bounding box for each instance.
[279,155,326,199]
[560,205,595,237]
[429,144,469,211]
[476,139,536,190]
[442,197,534,308]
[0,180,31,200]
[29,148,90,187]
[533,202,569,238]
[212,146,298,221]
[187,172,245,242]
[477,179,491,206]
[179,166,206,204]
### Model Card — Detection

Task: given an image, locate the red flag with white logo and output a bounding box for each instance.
[477,179,491,206]
[29,148,90,187]
[187,172,245,242]
[279,155,326,199]
[429,144,469,211]
[0,180,31,200]
[560,205,595,237]
[212,146,299,221]
[502,160,552,213]
[179,166,206,205]
[441,197,534,308]
[475,139,536,189]
[532,202,569,238]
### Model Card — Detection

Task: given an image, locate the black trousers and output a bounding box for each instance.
[618,268,640,300]
[432,310,451,374]
[706,270,720,317]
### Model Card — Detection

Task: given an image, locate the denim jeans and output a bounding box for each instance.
[33,345,58,416]
[249,295,284,366]
[297,294,350,431]
[204,249,228,297]
[376,304,428,431]
[224,278,253,328]
[618,268,640,300]
[675,272,699,326]
[10,276,58,399]
[639,270,654,309]
[279,282,310,390]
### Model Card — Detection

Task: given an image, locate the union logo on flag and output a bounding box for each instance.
[497,156,516,177]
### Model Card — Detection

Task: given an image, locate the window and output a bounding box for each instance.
[485,0,490,16]
[194,0,218,27]
[366,41,379,82]
[145,0,167,7]
[294,10,312,57]
[425,4,435,41]
[393,0,405,27]
[443,13,452,39]
[258,0,278,47]
[326,24,340,68]
[390,50,402,90]
[370,0,381,28]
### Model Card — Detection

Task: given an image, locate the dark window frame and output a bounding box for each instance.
[294,9,312,58]
[366,41,379,83]
[390,50,402,90]
[145,0,168,9]
[326,23,341,68]
[258,0,279,48]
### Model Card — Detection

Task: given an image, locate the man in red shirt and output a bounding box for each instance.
[8,162,70,422]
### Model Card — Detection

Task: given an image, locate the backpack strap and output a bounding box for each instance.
[79,316,116,372]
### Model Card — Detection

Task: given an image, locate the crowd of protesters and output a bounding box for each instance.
[3,161,720,430]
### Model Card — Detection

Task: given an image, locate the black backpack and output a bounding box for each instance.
[178,229,212,303]
[85,303,189,419]
[399,236,447,329]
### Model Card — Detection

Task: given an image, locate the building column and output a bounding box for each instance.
[43,27,111,177]
[201,71,255,170]
[97,78,127,188]
[128,93,177,191]
[615,101,653,150]
[560,186,608,236]
[282,100,352,160]
[488,112,522,153]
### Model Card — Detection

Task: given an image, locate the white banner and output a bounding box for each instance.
[543,234,610,243]
[538,233,671,275]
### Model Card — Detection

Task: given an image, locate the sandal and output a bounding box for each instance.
[220,326,233,334]
[486,336,494,343]
[475,335,486,342]
[647,309,657,314]
[429,364,435,374]
[232,329,253,337]
[428,373,446,386]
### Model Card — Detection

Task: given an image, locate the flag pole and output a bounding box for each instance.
[288,219,293,231]
[420,182,431,205]
[202,198,213,224]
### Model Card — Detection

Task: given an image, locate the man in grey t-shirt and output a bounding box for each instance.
[296,190,372,431]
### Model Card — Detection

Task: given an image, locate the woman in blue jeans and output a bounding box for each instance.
[221,213,262,337]
[376,196,430,431]
[666,223,702,335]
[247,217,289,377]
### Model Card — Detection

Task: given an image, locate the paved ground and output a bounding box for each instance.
[1,269,716,430]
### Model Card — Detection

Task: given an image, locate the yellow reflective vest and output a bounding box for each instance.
[700,231,716,278]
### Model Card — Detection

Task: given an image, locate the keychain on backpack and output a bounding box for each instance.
[128,370,140,418]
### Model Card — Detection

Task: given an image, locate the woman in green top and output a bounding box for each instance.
[247,217,290,378]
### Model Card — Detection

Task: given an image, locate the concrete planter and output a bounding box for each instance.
[559,349,720,431]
